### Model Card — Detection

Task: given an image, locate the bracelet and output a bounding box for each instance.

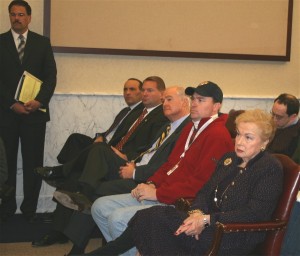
[203,216,209,228]
[188,209,204,215]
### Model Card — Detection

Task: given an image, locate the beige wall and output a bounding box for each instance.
[1,0,299,98]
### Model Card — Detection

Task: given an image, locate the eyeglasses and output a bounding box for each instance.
[270,111,288,120]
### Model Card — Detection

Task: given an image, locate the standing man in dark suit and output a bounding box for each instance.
[57,78,144,164]
[0,0,57,222]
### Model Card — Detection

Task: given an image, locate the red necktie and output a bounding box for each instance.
[115,108,148,151]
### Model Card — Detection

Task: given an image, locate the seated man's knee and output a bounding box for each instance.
[108,210,129,232]
[91,196,112,218]
[91,197,103,218]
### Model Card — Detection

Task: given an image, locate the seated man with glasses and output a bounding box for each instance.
[269,94,300,256]
[268,93,300,157]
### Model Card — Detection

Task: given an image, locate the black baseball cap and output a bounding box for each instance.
[185,81,223,103]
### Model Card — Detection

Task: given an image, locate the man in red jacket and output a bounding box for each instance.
[90,81,233,256]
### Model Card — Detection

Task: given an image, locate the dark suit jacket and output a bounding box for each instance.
[0,30,57,125]
[108,102,144,146]
[123,104,169,159]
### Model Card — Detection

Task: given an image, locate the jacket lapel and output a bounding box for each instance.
[3,31,20,64]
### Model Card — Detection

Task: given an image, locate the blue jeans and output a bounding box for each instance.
[281,201,300,255]
[91,193,164,256]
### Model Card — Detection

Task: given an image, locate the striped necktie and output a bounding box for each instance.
[115,108,148,151]
[155,124,171,148]
[18,34,25,63]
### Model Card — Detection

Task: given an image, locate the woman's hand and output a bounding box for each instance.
[174,213,209,240]
[131,183,157,202]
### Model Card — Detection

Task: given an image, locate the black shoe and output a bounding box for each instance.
[32,232,68,247]
[34,166,64,180]
[53,190,92,213]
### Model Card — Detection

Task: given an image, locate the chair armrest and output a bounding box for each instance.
[206,220,287,256]
[217,219,287,232]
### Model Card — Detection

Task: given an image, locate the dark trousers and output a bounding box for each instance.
[57,133,94,164]
[61,143,126,190]
[52,143,140,249]
[0,120,46,215]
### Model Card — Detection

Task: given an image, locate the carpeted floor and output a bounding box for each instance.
[0,238,102,256]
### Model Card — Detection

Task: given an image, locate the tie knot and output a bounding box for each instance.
[19,34,25,41]
[166,124,171,133]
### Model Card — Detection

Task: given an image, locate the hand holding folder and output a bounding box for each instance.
[14,71,46,112]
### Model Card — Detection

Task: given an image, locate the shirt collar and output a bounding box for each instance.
[129,101,142,110]
[146,103,162,114]
[170,114,189,132]
[11,29,28,41]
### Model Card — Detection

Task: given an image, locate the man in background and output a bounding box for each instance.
[268,93,300,157]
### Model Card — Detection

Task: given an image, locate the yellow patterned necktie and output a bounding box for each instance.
[133,124,171,163]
